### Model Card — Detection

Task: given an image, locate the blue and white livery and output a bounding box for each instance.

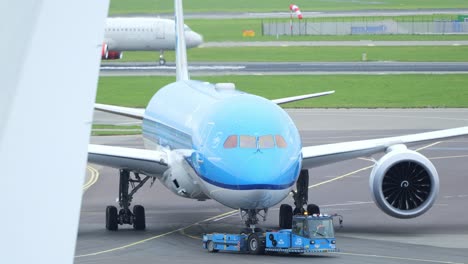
[88,0,468,230]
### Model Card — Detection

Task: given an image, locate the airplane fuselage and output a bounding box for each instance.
[104,17,203,51]
[142,80,303,209]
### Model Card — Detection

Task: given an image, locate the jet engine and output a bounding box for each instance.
[369,144,439,219]
[160,150,208,200]
[101,42,108,59]
[101,42,122,60]
[103,51,123,60]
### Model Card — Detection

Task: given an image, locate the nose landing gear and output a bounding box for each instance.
[279,169,320,229]
[240,208,268,232]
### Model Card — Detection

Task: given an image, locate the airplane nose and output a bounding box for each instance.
[201,152,300,190]
[187,32,203,47]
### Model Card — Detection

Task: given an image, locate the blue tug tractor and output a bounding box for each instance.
[203,213,340,255]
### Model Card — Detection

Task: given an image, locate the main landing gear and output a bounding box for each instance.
[279,169,320,229]
[240,208,268,233]
[106,169,152,231]
[159,50,166,65]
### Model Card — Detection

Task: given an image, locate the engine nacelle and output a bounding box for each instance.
[101,42,108,59]
[160,150,208,200]
[369,144,439,219]
[103,50,123,60]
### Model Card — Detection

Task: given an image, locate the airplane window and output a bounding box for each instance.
[259,135,275,149]
[223,135,238,149]
[275,135,287,148]
[240,135,256,148]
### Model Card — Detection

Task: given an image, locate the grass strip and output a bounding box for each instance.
[91,125,142,136]
[97,74,468,108]
[109,0,468,14]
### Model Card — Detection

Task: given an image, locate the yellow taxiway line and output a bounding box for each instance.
[83,165,99,192]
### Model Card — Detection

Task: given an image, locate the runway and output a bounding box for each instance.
[100,61,468,76]
[77,109,468,264]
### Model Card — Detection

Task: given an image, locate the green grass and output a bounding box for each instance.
[91,130,142,136]
[91,124,142,136]
[113,46,468,63]
[92,124,141,129]
[109,0,468,14]
[96,75,468,108]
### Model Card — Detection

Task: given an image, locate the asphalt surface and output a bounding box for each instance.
[100,61,468,76]
[77,109,468,264]
[112,9,468,19]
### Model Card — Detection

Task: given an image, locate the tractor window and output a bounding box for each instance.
[223,135,238,149]
[292,219,306,236]
[308,219,334,238]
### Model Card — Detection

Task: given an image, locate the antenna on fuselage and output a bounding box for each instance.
[174,0,189,81]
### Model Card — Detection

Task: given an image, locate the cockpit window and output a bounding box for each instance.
[258,135,275,149]
[239,135,256,148]
[275,135,287,148]
[223,135,238,149]
[223,134,288,149]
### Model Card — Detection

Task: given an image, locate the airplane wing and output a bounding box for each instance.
[95,103,145,119]
[88,144,168,177]
[301,126,468,169]
[272,91,334,105]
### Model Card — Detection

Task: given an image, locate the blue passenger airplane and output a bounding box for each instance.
[89,0,468,231]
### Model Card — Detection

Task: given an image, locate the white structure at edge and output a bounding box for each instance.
[0,0,109,263]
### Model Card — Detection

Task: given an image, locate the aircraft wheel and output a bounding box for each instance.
[159,58,166,65]
[106,206,118,231]
[307,204,320,215]
[133,205,146,230]
[279,204,293,229]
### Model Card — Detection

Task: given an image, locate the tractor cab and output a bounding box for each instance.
[292,215,335,239]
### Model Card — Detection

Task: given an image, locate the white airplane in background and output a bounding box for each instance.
[89,0,468,233]
[101,17,203,65]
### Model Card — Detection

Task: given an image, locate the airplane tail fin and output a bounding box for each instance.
[174,0,189,81]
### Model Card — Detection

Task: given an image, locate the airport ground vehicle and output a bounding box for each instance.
[203,214,339,255]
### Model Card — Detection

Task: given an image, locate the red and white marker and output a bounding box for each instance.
[289,4,303,19]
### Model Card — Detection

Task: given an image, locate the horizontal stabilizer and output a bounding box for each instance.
[272,91,335,105]
[95,103,145,119]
